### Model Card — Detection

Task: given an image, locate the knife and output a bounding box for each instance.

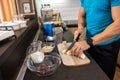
[66,33,81,52]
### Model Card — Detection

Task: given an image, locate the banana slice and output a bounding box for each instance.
[66,50,71,55]
[62,49,67,54]
[79,53,86,59]
[62,49,71,55]
[62,49,86,59]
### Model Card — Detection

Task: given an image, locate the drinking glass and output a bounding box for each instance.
[53,27,63,44]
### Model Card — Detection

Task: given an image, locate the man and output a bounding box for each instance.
[71,0,120,80]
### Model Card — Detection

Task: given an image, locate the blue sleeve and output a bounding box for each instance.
[111,0,120,7]
[80,0,84,7]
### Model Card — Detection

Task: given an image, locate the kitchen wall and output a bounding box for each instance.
[0,0,12,21]
[16,0,34,14]
[35,0,80,25]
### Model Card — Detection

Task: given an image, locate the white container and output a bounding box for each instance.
[14,20,27,28]
[5,22,20,30]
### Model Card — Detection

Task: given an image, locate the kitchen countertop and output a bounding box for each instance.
[0,29,26,56]
[17,29,110,80]
[0,19,38,80]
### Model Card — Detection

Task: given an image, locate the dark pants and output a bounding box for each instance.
[88,40,120,80]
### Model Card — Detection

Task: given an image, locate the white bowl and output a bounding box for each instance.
[41,42,55,53]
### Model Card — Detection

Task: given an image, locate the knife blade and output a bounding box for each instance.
[66,33,81,52]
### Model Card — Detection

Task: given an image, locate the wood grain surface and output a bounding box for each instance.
[57,43,91,66]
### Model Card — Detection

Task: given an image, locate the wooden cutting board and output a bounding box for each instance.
[57,43,91,66]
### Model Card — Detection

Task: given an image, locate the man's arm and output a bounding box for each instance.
[78,7,86,30]
[73,7,86,40]
[92,6,120,45]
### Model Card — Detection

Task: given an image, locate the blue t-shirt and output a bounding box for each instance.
[80,0,120,45]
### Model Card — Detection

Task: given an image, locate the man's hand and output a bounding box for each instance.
[70,40,90,57]
[74,27,85,40]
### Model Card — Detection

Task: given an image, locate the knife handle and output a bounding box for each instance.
[75,33,81,41]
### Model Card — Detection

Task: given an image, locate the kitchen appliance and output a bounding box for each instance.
[41,4,53,21]
[43,22,54,41]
